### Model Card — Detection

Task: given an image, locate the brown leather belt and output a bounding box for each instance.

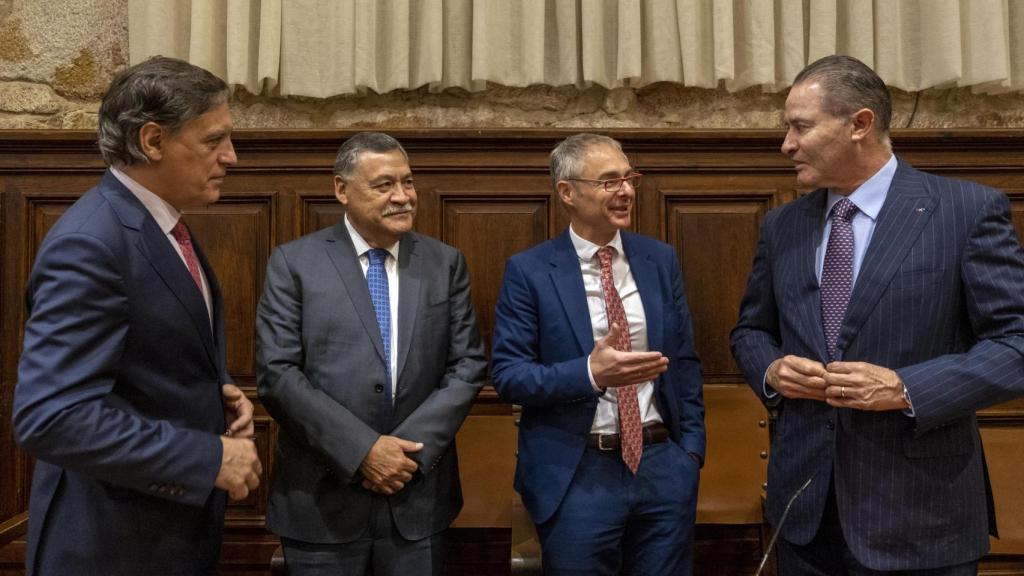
[587,423,669,451]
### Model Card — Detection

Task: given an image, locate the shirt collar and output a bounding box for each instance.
[825,154,897,222]
[344,215,399,261]
[569,224,624,262]
[110,166,181,234]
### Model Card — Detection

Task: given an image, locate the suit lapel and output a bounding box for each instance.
[838,162,935,354]
[395,233,421,387]
[192,237,226,373]
[100,174,219,369]
[134,217,219,368]
[790,190,831,362]
[622,233,663,354]
[549,231,595,354]
[324,223,387,363]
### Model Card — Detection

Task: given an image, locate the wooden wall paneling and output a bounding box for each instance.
[441,194,549,360]
[657,185,778,382]
[297,190,344,237]
[696,385,769,525]
[186,195,274,387]
[451,415,518,528]
[4,130,1024,575]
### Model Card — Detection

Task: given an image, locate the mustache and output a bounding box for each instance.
[383,203,413,216]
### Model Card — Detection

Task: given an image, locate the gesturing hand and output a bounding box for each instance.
[359,435,423,495]
[591,323,669,389]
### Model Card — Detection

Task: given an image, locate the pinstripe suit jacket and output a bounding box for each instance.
[731,159,1024,570]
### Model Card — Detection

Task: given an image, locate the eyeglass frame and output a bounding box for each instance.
[566,172,643,193]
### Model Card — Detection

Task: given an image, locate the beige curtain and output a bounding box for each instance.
[129,0,1024,97]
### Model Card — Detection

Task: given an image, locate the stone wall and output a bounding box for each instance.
[3,0,1024,131]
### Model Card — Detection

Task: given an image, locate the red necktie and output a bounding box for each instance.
[596,246,643,474]
[170,219,205,296]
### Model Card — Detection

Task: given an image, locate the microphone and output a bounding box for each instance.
[755,475,814,576]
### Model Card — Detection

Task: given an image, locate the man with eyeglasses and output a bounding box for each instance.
[492,133,705,575]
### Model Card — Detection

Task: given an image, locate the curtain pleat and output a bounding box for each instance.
[129,0,1024,97]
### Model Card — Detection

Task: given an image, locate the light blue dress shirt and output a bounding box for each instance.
[815,155,898,283]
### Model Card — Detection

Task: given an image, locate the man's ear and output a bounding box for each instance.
[137,122,165,163]
[557,180,575,208]
[334,175,349,205]
[850,108,876,142]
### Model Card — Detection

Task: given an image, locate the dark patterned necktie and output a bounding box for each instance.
[367,248,392,406]
[820,199,858,361]
[597,246,642,474]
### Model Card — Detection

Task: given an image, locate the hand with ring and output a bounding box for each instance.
[822,361,909,411]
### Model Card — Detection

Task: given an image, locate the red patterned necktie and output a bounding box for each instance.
[170,218,205,296]
[596,246,643,474]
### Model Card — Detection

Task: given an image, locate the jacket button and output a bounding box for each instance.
[826,419,835,430]
[374,384,384,393]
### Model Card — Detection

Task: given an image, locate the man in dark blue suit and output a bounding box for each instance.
[732,55,1024,574]
[492,133,705,575]
[13,57,262,576]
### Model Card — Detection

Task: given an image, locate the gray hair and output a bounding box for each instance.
[97,56,229,167]
[792,54,892,138]
[333,132,409,178]
[549,133,624,189]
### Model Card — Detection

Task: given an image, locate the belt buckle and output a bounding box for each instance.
[597,434,616,451]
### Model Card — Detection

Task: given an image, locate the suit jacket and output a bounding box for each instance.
[13,171,229,576]
[731,160,1024,570]
[491,230,705,524]
[256,223,486,543]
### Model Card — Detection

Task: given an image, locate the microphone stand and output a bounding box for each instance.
[755,475,814,576]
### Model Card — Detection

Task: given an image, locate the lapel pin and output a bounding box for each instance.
[915,207,926,213]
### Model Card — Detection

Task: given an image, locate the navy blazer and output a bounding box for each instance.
[13,171,228,576]
[491,230,705,524]
[731,160,1024,570]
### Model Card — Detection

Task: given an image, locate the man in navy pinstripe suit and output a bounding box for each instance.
[732,54,1024,575]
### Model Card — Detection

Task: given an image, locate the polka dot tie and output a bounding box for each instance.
[821,199,858,361]
[597,246,643,475]
[169,219,205,298]
[367,248,392,408]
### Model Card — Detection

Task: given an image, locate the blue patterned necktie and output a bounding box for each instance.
[367,248,392,406]
[821,198,858,361]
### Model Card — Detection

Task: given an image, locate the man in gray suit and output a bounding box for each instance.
[732,55,1024,574]
[256,132,487,575]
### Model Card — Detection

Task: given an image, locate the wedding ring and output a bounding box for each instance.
[840,386,846,398]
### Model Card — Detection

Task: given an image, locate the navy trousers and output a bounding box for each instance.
[535,440,699,576]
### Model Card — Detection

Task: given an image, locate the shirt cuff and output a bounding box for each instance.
[587,354,604,394]
[762,367,779,399]
[901,382,915,417]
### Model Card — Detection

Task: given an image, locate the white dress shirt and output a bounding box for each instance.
[571,225,664,434]
[345,215,400,399]
[110,167,212,321]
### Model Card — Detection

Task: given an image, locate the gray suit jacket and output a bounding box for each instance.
[256,222,486,543]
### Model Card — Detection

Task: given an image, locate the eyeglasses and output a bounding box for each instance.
[567,172,643,193]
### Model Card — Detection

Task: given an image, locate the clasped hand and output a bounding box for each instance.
[359,435,423,495]
[767,355,909,411]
